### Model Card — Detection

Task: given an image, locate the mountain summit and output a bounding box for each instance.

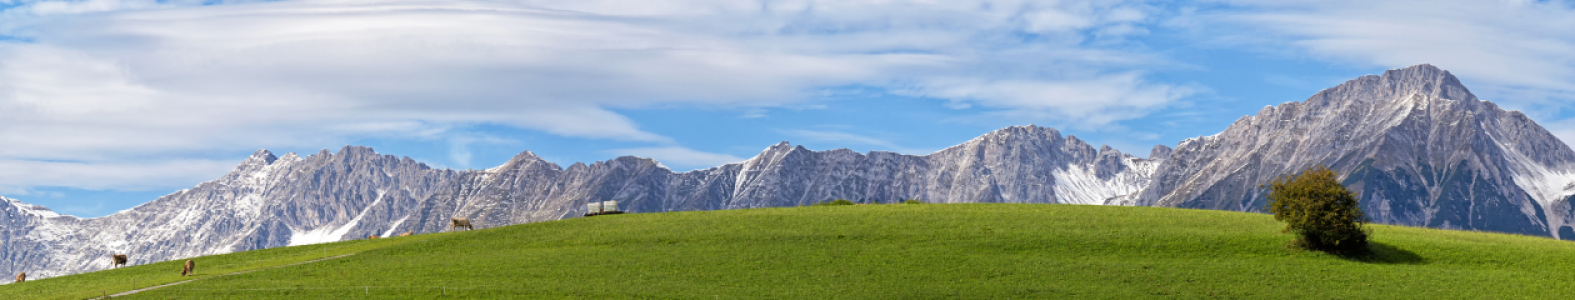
[1130,63,1575,238]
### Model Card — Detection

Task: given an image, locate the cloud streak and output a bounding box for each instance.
[0,158,238,194]
[604,146,746,169]
[0,0,1193,193]
[1197,0,1575,117]
[780,129,933,155]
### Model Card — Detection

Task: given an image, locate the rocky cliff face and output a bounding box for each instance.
[0,196,79,282]
[1125,64,1575,239]
[1,126,1156,283]
[1,147,459,282]
[388,126,1159,234]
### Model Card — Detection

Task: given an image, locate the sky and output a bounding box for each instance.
[1,0,1573,217]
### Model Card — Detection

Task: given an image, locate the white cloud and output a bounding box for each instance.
[780,129,933,154]
[0,158,237,192]
[604,146,745,169]
[0,0,1187,192]
[448,135,517,169]
[1201,0,1575,118]
[900,72,1198,128]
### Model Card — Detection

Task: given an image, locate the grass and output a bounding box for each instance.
[0,233,443,300]
[6,204,1575,299]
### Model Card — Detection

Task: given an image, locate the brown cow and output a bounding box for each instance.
[112,254,128,268]
[13,272,22,283]
[398,231,413,237]
[450,218,474,231]
[180,260,195,276]
[367,234,380,239]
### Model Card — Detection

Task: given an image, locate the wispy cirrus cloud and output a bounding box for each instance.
[0,158,238,195]
[778,129,935,155]
[604,146,746,168]
[1192,0,1575,122]
[899,72,1199,129]
[0,0,1191,195]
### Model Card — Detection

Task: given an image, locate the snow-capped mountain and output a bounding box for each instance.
[1123,64,1575,239]
[1,126,1155,283]
[1,147,459,282]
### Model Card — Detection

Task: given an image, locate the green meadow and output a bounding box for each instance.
[5,204,1574,299]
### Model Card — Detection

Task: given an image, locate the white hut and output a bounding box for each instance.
[586,201,621,216]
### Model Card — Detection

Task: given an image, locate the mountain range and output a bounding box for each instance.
[4,64,1573,283]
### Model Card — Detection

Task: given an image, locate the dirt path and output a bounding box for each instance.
[101,253,357,298]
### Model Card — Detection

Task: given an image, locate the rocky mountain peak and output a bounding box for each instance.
[1381,63,1474,101]
[510,150,544,162]
[757,141,795,155]
[243,149,278,165]
[1384,63,1449,80]
[1093,145,1131,180]
[1,196,48,216]
[984,125,1061,141]
[1,194,70,227]
[335,145,379,158]
[225,149,281,177]
[496,151,559,172]
[743,141,800,166]
[1306,64,1478,112]
[1149,145,1172,160]
[1137,64,1575,239]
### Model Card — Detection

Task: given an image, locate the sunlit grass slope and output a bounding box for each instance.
[10,204,1575,299]
[0,232,445,300]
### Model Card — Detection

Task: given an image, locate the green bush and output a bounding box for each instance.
[817,199,856,206]
[903,199,924,204]
[1265,165,1369,254]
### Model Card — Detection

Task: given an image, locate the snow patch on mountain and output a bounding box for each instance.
[1052,158,1159,205]
[288,226,343,247]
[1502,139,1575,238]
[1504,143,1575,209]
[383,215,411,237]
[22,221,70,242]
[5,196,65,219]
[289,191,385,246]
[293,190,388,245]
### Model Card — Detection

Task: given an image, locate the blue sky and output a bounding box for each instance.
[2,0,1573,217]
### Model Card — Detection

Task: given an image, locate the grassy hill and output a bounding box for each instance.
[5,204,1574,299]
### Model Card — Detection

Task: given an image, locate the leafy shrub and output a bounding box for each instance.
[817,199,856,206]
[903,199,924,204]
[1266,165,1369,254]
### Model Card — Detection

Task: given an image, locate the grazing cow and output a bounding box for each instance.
[398,231,413,237]
[13,272,22,283]
[367,234,380,239]
[112,254,128,268]
[181,260,195,276]
[450,218,474,231]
